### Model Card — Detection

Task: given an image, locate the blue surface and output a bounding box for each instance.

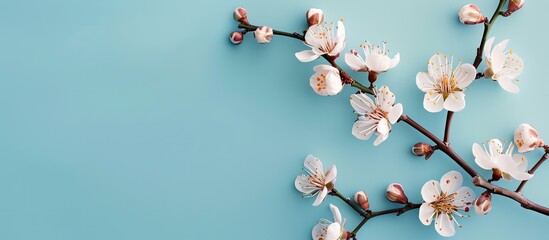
[1,0,548,239]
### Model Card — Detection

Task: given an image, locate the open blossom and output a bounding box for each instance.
[295,155,337,206]
[419,171,475,237]
[472,139,533,181]
[295,21,346,62]
[312,204,348,240]
[416,53,476,112]
[350,85,403,146]
[514,124,544,153]
[344,41,400,74]
[310,65,343,96]
[483,37,524,93]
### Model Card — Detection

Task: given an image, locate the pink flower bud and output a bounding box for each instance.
[254,26,273,44]
[233,7,249,24]
[386,183,408,204]
[505,0,525,16]
[458,4,487,25]
[229,31,244,45]
[474,192,492,215]
[306,8,324,27]
[353,191,370,211]
[412,142,435,160]
[514,124,544,153]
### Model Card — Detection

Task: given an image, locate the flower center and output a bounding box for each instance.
[430,192,457,215]
[367,107,388,121]
[312,23,337,53]
[435,75,460,99]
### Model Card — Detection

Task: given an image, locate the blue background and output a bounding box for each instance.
[1,0,548,239]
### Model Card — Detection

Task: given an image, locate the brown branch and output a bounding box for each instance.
[516,150,549,192]
[443,111,454,144]
[350,202,421,237]
[472,0,508,69]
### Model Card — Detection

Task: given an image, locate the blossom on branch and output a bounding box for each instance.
[344,41,400,74]
[295,155,337,206]
[514,124,544,153]
[310,65,343,96]
[312,204,348,240]
[350,85,403,146]
[473,139,533,181]
[416,53,476,112]
[483,37,524,93]
[419,171,475,237]
[295,21,346,62]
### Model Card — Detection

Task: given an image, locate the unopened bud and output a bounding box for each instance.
[504,0,525,16]
[353,191,369,211]
[233,7,249,24]
[474,192,492,215]
[459,4,487,25]
[306,8,324,27]
[514,124,544,153]
[386,183,408,204]
[229,31,244,45]
[412,142,435,160]
[254,26,273,44]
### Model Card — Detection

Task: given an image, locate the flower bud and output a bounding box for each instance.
[458,4,487,25]
[254,26,273,44]
[505,0,524,16]
[386,183,408,204]
[353,191,370,211]
[474,192,492,215]
[514,124,544,153]
[233,7,249,24]
[306,8,324,27]
[229,31,244,45]
[412,142,435,160]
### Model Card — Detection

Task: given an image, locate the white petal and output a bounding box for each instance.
[428,53,444,80]
[435,214,456,237]
[419,203,435,226]
[488,139,504,156]
[509,171,533,181]
[423,92,444,112]
[440,170,463,194]
[324,70,344,96]
[330,204,342,224]
[388,103,403,124]
[313,187,328,206]
[366,54,391,73]
[377,117,390,135]
[312,223,327,240]
[352,118,377,140]
[499,53,524,79]
[296,50,320,62]
[491,39,510,73]
[421,180,441,203]
[497,77,519,93]
[472,143,496,170]
[484,37,495,60]
[350,93,375,115]
[305,25,320,45]
[443,92,466,112]
[453,186,476,208]
[295,174,317,194]
[376,85,396,111]
[388,53,400,70]
[454,63,476,89]
[373,132,389,146]
[416,72,437,92]
[325,223,341,240]
[345,53,366,71]
[513,154,528,172]
[336,21,345,41]
[304,154,324,177]
[324,165,337,184]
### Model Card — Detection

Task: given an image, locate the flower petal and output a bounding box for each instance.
[377,117,390,135]
[513,154,528,172]
[488,139,504,156]
[454,63,476,89]
[296,50,320,62]
[491,39,510,73]
[496,77,519,93]
[324,165,337,184]
[499,53,524,79]
[330,204,342,224]
[388,103,403,124]
[365,54,390,72]
[388,53,400,70]
[312,223,328,240]
[453,186,476,208]
[473,143,496,170]
[416,72,437,92]
[443,92,466,112]
[376,85,396,111]
[325,222,342,240]
[373,132,389,146]
[423,92,444,112]
[345,53,366,71]
[421,180,441,203]
[484,37,495,60]
[295,174,317,194]
[435,214,456,237]
[419,203,435,226]
[428,53,444,80]
[350,93,375,115]
[352,117,377,141]
[440,170,463,194]
[313,187,328,206]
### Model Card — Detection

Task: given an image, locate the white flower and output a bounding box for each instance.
[312,204,348,240]
[295,21,346,62]
[310,65,343,96]
[483,37,524,93]
[419,171,475,237]
[514,124,544,153]
[472,139,533,181]
[416,53,476,112]
[345,41,400,73]
[350,85,403,146]
[295,155,337,206]
[254,26,273,44]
